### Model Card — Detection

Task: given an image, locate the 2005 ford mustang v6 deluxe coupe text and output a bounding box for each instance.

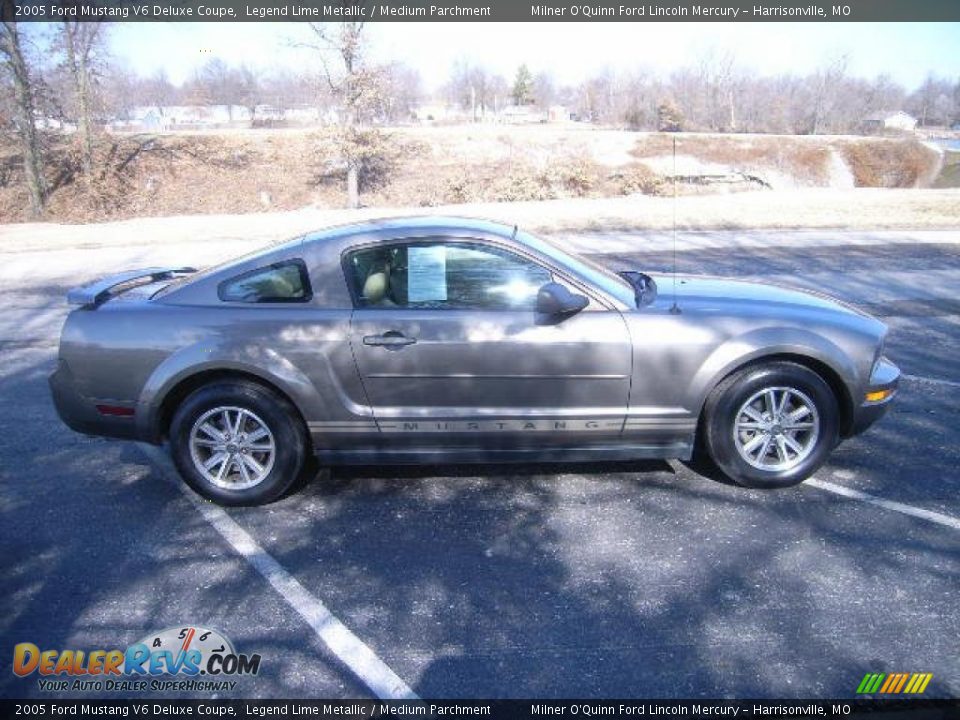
[50,217,899,505]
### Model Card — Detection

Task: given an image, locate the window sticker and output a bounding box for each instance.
[407,246,448,302]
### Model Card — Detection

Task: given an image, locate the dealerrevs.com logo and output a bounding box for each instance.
[13,626,261,693]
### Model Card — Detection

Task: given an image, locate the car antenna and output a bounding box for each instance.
[669,135,681,314]
[511,224,518,241]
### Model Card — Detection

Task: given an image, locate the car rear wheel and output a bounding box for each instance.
[702,361,839,489]
[170,380,307,505]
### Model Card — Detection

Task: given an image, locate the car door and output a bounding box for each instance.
[344,238,633,448]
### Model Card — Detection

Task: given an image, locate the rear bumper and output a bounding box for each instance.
[848,357,900,437]
[49,360,141,441]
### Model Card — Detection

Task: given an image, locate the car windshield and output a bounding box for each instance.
[518,230,637,307]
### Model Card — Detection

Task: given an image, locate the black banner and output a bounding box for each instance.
[2,699,960,720]
[5,0,960,22]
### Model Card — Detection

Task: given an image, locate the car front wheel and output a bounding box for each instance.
[169,380,307,505]
[702,361,839,489]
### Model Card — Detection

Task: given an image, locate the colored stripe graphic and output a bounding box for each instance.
[857,672,932,694]
[893,673,909,693]
[904,673,933,694]
[857,673,885,694]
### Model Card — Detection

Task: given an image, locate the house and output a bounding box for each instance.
[863,110,918,133]
[107,105,255,132]
[35,115,75,131]
[547,105,573,123]
[498,105,546,124]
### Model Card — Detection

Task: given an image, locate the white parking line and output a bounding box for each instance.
[807,477,960,531]
[135,443,419,701]
[903,373,960,389]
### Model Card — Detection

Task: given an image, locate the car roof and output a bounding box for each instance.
[158,214,635,311]
[301,215,518,245]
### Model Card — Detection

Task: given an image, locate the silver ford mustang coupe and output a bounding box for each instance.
[50,217,899,505]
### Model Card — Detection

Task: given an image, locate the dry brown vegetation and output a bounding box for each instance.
[631,134,834,185]
[0,126,949,224]
[0,132,413,223]
[836,138,942,188]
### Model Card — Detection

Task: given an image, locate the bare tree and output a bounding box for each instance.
[304,19,380,208]
[186,58,245,118]
[907,73,955,127]
[806,54,848,134]
[532,71,555,110]
[261,68,323,117]
[620,70,659,129]
[143,69,178,113]
[0,58,13,130]
[447,59,474,119]
[377,62,421,122]
[667,49,743,132]
[446,60,506,120]
[58,21,107,175]
[103,64,138,122]
[237,65,262,124]
[576,69,615,123]
[0,19,45,216]
[953,79,960,126]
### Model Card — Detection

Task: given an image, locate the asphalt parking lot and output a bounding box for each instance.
[1,229,958,700]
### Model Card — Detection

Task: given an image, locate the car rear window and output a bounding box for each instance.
[218,260,312,303]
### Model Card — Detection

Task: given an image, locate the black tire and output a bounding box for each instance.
[702,361,839,489]
[169,380,308,506]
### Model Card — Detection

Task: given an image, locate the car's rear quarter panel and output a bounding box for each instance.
[58,302,367,449]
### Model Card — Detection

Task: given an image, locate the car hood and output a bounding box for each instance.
[646,273,870,317]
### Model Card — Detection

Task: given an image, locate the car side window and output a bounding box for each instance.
[345,242,553,310]
[218,260,312,303]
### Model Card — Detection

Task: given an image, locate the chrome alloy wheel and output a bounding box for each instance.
[189,406,276,490]
[733,386,820,471]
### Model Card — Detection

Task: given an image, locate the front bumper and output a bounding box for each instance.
[848,356,900,436]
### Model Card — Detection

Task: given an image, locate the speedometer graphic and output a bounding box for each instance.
[131,626,234,674]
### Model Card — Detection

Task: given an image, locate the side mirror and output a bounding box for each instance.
[536,282,589,317]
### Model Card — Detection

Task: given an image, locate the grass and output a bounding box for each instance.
[933,151,960,189]
[2,188,958,256]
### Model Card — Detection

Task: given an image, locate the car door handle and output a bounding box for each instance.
[363,332,417,348]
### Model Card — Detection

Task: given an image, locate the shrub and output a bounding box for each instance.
[490,164,552,202]
[612,163,665,195]
[657,101,684,132]
[839,139,939,188]
[543,154,602,196]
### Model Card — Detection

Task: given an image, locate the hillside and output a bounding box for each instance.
[0,125,948,224]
